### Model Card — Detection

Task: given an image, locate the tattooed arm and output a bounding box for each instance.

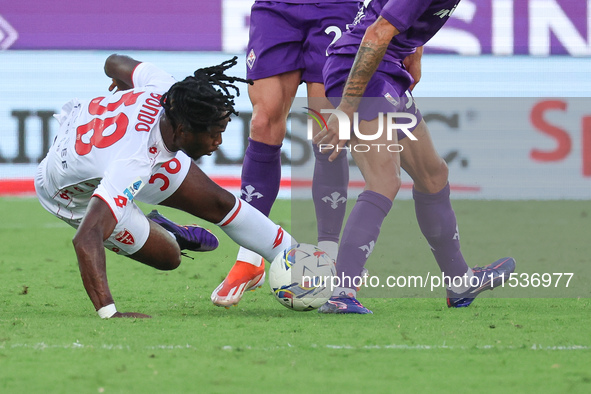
[314,16,400,161]
[341,17,400,110]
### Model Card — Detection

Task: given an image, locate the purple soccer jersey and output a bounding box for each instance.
[267,0,358,3]
[323,0,461,132]
[331,0,462,62]
[246,1,361,82]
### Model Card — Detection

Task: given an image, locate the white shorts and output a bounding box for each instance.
[35,153,192,256]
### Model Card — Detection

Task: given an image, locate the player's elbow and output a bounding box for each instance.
[366,16,399,44]
[72,228,102,257]
[72,233,89,256]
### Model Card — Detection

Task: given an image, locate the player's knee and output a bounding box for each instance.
[417,159,449,194]
[250,108,286,145]
[367,171,401,200]
[163,254,182,270]
[209,191,238,223]
[432,159,449,186]
[384,173,403,198]
[153,248,182,271]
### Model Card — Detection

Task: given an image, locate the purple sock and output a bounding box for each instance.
[240,138,282,216]
[336,190,392,282]
[413,183,469,279]
[312,144,349,243]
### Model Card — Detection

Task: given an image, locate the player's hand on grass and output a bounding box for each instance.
[110,311,152,319]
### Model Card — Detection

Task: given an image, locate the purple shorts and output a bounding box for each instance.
[323,54,423,140]
[246,1,361,82]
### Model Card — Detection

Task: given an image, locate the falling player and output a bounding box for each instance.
[35,54,295,318]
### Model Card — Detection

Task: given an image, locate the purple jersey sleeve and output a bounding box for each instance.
[380,0,432,33]
[266,0,359,3]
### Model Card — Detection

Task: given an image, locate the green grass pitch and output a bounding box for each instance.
[1,197,590,393]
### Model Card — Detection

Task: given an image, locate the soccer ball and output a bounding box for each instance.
[269,243,336,311]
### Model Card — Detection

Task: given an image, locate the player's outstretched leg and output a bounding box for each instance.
[413,184,469,277]
[212,197,295,307]
[312,143,349,261]
[210,137,280,307]
[210,258,265,308]
[401,120,516,306]
[212,72,301,307]
[447,257,516,307]
[146,210,219,252]
[318,294,373,314]
[318,190,393,314]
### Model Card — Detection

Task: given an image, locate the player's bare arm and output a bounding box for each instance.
[403,46,423,91]
[72,196,150,319]
[104,54,141,92]
[342,17,399,105]
[313,16,400,161]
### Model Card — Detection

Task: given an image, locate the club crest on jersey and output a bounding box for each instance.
[247,49,256,70]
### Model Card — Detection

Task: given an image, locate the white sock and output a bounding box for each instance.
[318,240,338,262]
[332,287,357,298]
[447,268,475,294]
[236,247,263,267]
[216,197,295,263]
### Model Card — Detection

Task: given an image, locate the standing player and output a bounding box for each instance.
[314,0,516,313]
[211,0,362,307]
[35,54,295,318]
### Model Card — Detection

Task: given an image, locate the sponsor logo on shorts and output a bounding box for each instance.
[115,229,135,245]
[384,92,399,107]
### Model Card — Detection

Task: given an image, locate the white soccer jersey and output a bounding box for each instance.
[40,62,182,224]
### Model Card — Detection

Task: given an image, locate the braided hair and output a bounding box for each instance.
[160,56,252,133]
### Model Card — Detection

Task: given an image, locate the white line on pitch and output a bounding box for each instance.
[1,343,589,351]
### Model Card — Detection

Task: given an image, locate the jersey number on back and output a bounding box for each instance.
[75,91,142,155]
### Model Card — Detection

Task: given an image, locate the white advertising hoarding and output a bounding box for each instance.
[0,51,589,199]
